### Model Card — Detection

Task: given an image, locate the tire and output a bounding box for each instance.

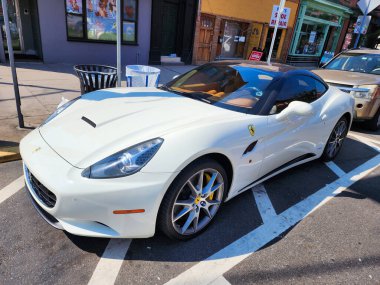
[158,158,228,240]
[364,107,380,131]
[321,116,349,162]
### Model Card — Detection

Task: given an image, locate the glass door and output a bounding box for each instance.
[0,0,22,52]
[221,20,240,58]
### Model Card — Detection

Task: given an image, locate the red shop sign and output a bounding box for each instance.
[249,51,263,61]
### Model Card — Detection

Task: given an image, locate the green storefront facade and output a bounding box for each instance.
[287,0,353,66]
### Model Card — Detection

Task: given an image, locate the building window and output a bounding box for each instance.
[64,0,138,44]
[294,21,326,56]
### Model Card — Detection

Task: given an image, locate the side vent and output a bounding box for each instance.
[243,141,258,155]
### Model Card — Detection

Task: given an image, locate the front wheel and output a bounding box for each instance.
[158,158,228,240]
[321,116,349,162]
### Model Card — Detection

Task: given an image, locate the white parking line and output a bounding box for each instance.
[165,154,380,285]
[88,239,132,285]
[349,133,380,152]
[208,276,231,285]
[0,176,24,205]
[252,184,277,224]
[325,161,346,178]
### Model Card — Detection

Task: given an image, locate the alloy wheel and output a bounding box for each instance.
[171,168,224,235]
[326,120,347,158]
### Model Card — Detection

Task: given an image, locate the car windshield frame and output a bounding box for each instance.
[324,52,380,75]
[160,63,281,115]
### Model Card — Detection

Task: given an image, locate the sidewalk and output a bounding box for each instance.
[0,62,195,162]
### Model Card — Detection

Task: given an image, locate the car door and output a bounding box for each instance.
[259,75,326,178]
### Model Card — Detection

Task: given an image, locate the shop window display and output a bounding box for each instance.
[295,22,325,56]
[65,0,138,44]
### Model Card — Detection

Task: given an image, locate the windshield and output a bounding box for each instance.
[162,63,278,114]
[324,53,380,75]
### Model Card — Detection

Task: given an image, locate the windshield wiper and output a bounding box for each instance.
[187,92,212,104]
[159,86,212,104]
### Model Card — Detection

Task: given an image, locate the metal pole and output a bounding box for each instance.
[267,0,286,64]
[1,0,24,128]
[354,0,371,48]
[116,0,121,87]
[0,28,6,63]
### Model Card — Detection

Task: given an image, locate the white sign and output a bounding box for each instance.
[354,16,372,34]
[269,5,291,29]
[309,31,317,43]
[357,0,380,15]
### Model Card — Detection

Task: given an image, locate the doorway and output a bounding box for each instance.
[219,20,248,59]
[263,28,283,60]
[161,0,179,56]
[196,14,215,63]
[0,0,42,60]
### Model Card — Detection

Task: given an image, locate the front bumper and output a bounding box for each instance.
[20,130,175,238]
[354,97,380,121]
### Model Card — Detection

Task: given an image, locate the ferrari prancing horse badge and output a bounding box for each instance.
[248,125,255,136]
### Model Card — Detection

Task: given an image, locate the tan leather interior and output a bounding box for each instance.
[224,98,255,108]
[181,82,219,92]
[213,92,225,97]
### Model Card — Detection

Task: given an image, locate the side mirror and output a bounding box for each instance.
[172,75,180,80]
[276,101,314,121]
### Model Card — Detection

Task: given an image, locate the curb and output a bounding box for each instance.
[0,146,21,163]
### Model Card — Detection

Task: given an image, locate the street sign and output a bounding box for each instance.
[357,0,380,14]
[354,16,372,34]
[269,5,291,29]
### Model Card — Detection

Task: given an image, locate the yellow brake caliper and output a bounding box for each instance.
[204,173,214,200]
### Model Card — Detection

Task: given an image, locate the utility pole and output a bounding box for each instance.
[1,0,24,128]
[116,0,121,87]
[267,0,286,64]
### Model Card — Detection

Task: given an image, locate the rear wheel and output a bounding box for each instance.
[364,107,380,131]
[321,117,348,162]
[158,158,227,240]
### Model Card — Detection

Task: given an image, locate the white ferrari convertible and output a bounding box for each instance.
[21,61,354,240]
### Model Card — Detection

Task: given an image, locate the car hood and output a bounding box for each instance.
[39,87,240,168]
[312,69,380,86]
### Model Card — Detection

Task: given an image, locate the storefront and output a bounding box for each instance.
[1,0,152,65]
[287,0,352,66]
[192,0,299,65]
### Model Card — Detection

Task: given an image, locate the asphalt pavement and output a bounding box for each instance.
[0,125,379,285]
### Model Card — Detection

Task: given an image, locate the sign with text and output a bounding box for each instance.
[249,51,263,61]
[269,5,291,29]
[354,16,371,34]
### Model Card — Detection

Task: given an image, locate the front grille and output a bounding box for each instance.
[28,170,57,208]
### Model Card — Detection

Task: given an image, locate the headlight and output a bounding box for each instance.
[352,85,378,100]
[41,97,80,126]
[82,138,164,179]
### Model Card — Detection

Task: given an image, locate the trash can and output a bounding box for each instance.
[74,65,117,95]
[125,65,160,87]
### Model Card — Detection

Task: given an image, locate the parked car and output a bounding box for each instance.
[313,49,380,130]
[20,61,354,240]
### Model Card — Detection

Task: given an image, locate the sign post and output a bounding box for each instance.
[1,0,24,128]
[354,0,380,48]
[267,0,287,64]
[116,0,122,87]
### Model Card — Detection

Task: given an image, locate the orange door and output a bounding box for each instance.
[197,15,215,63]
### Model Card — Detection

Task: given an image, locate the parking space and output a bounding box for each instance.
[0,128,379,285]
